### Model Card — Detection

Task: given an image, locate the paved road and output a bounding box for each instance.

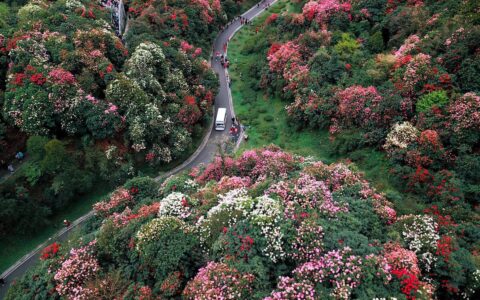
[0,1,275,298]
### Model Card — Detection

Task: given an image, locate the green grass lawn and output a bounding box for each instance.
[228,0,421,213]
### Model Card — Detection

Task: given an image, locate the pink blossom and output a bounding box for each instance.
[184,261,255,299]
[448,92,480,134]
[302,0,351,24]
[48,68,76,85]
[180,40,193,52]
[54,240,99,299]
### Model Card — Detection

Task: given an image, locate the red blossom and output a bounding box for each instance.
[436,235,455,262]
[391,268,420,300]
[41,242,60,260]
[265,13,278,25]
[13,73,26,85]
[30,73,46,85]
[145,152,155,162]
[106,64,114,73]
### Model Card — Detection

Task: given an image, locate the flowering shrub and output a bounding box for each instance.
[54,240,99,299]
[267,247,391,300]
[93,188,133,217]
[447,92,480,135]
[247,195,286,262]
[384,122,419,152]
[302,0,351,24]
[183,262,255,299]
[334,85,383,129]
[48,68,76,85]
[291,219,324,261]
[40,242,60,260]
[264,276,316,300]
[135,216,191,252]
[267,41,302,73]
[400,215,439,271]
[383,242,421,277]
[158,192,192,219]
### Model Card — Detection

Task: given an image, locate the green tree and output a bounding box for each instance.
[41,139,69,174]
[26,135,49,161]
[416,90,449,112]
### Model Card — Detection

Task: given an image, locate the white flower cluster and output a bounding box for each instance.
[197,190,287,262]
[105,145,118,160]
[125,42,167,101]
[184,179,199,192]
[65,0,84,11]
[384,121,419,152]
[402,215,439,272]
[196,189,252,247]
[158,192,191,219]
[247,195,286,263]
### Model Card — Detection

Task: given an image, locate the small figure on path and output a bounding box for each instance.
[232,116,236,124]
[15,151,24,160]
[7,164,14,173]
[63,219,71,228]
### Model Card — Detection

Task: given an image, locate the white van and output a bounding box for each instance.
[215,107,227,131]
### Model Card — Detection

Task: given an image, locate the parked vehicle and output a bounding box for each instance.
[215,107,227,131]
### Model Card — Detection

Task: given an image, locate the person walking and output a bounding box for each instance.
[63,219,71,227]
[15,151,24,160]
[232,116,236,125]
[7,164,14,173]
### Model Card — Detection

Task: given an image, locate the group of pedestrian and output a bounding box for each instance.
[220,55,230,68]
[2,151,24,174]
[257,0,272,9]
[240,17,251,25]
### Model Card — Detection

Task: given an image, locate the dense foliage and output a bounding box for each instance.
[6,146,479,299]
[0,0,252,235]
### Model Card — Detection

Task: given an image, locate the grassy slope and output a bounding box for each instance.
[229,0,421,214]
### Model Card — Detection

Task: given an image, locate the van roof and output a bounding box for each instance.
[216,108,227,121]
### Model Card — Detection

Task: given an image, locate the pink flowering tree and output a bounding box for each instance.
[54,240,100,299]
[267,247,391,300]
[267,41,302,73]
[333,85,383,131]
[447,92,480,139]
[183,261,255,299]
[302,0,351,24]
[93,187,133,217]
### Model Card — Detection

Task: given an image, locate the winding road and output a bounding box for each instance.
[0,1,277,298]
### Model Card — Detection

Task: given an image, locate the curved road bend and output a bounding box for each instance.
[0,1,276,298]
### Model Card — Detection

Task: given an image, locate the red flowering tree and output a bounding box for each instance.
[40,242,60,260]
[333,85,383,130]
[302,0,351,24]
